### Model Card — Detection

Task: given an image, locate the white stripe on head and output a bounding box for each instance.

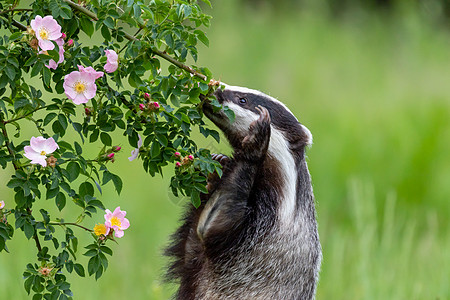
[224,102,259,133]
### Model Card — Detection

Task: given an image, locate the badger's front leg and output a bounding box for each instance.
[197,106,271,250]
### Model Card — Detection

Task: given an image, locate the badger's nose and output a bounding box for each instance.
[214,88,225,104]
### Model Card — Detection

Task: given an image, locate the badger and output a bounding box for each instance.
[165,84,322,300]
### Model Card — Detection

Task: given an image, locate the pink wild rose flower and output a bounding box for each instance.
[78,65,104,79]
[23,136,59,167]
[41,37,65,70]
[104,207,130,238]
[0,201,4,209]
[63,69,99,105]
[30,15,62,51]
[128,134,143,161]
[104,49,119,73]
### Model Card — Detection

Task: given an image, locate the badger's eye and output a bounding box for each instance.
[239,97,247,104]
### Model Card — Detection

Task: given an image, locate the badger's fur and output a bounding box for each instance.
[165,84,321,300]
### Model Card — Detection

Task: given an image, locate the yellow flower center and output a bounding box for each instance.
[40,151,46,156]
[74,82,86,94]
[39,28,49,40]
[94,223,108,236]
[110,216,121,228]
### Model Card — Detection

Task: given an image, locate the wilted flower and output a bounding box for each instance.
[94,223,110,236]
[38,266,53,277]
[104,49,118,73]
[30,15,62,51]
[104,207,130,238]
[23,136,59,167]
[0,201,4,210]
[128,134,143,161]
[63,68,99,105]
[46,155,57,168]
[78,65,104,80]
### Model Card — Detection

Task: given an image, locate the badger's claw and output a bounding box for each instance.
[211,153,230,166]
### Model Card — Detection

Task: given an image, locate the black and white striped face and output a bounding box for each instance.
[204,84,312,151]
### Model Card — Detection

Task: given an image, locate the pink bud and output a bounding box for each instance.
[113,146,121,152]
[175,162,182,167]
[61,33,67,39]
[67,39,74,46]
[84,107,92,116]
[107,153,115,159]
[139,103,145,111]
[153,102,160,109]
[174,151,181,157]
[188,155,194,161]
[144,93,150,100]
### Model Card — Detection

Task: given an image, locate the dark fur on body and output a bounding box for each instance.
[165,86,321,299]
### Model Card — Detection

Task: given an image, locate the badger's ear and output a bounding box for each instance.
[300,124,313,147]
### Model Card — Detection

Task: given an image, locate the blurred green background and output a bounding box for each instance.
[1,0,450,299]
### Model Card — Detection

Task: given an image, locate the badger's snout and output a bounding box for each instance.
[214,88,225,104]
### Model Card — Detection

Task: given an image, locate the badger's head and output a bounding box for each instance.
[203,84,312,153]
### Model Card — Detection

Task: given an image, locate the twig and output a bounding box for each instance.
[0,8,33,14]
[4,105,49,124]
[27,208,43,252]
[49,222,94,232]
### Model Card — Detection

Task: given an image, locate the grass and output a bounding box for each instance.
[1,1,449,299]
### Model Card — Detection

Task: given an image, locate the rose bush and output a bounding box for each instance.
[0,0,230,298]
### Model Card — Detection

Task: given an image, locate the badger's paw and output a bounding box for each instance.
[241,105,271,160]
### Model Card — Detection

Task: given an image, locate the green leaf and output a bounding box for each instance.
[195,30,209,46]
[111,174,122,195]
[30,62,43,77]
[55,192,66,211]
[43,113,57,126]
[101,25,111,41]
[79,182,94,198]
[66,162,80,182]
[23,222,35,240]
[100,132,112,146]
[74,263,85,277]
[9,32,22,41]
[4,65,16,81]
[42,65,51,87]
[80,17,94,37]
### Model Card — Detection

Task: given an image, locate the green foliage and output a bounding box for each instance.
[0,0,223,298]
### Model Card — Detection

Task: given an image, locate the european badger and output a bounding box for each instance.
[166,85,321,300]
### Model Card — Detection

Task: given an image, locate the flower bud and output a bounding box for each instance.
[61,32,67,39]
[67,39,74,47]
[112,146,121,152]
[188,154,194,161]
[153,102,160,109]
[107,153,115,159]
[144,93,151,100]
[139,103,145,111]
[175,162,182,168]
[174,151,181,157]
[85,107,93,116]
